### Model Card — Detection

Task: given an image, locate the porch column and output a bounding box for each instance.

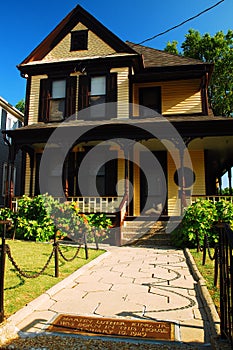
[64,158,69,198]
[123,142,134,216]
[4,145,17,209]
[179,146,186,216]
[228,168,232,195]
[218,176,222,195]
[29,152,35,197]
[174,137,193,216]
[116,140,134,216]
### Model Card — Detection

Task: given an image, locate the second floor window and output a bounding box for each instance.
[78,73,117,119]
[49,80,66,121]
[39,76,77,122]
[89,76,106,118]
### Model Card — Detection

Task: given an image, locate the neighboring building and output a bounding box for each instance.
[0,97,24,207]
[3,5,233,243]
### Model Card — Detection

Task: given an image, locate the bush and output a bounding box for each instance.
[0,207,16,236]
[171,199,233,248]
[86,213,112,243]
[1,195,112,243]
[15,195,54,241]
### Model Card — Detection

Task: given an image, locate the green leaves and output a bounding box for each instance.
[1,195,112,243]
[171,199,233,248]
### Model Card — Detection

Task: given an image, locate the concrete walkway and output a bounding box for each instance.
[3,245,220,348]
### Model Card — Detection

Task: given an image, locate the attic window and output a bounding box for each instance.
[70,30,88,51]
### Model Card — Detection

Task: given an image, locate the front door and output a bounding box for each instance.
[140,151,167,215]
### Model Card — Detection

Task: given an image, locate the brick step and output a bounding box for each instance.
[123,221,155,228]
[121,220,169,246]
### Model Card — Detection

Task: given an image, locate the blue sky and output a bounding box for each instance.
[0,0,232,106]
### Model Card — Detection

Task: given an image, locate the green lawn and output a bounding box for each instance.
[190,248,220,314]
[3,240,104,318]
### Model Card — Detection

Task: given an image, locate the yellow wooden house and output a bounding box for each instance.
[3,5,233,244]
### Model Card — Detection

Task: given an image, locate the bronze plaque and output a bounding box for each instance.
[48,314,174,340]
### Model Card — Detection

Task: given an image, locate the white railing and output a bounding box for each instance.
[67,196,121,213]
[12,196,122,213]
[191,195,233,204]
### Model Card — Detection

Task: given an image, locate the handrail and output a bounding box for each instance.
[118,193,128,226]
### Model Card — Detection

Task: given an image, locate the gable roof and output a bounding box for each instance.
[126,41,207,68]
[19,5,136,65]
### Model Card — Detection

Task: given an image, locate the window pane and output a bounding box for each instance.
[91,77,106,96]
[50,99,65,121]
[52,80,66,98]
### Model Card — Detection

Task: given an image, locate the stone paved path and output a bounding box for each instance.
[4,246,216,348]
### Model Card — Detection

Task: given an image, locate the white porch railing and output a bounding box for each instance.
[191,195,233,204]
[67,196,121,213]
[12,196,122,213]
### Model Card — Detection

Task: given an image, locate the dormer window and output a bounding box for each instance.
[70,30,88,51]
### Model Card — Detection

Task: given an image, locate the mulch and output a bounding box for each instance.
[2,334,206,349]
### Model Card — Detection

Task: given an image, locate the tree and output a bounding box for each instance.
[164,29,233,117]
[15,99,25,114]
[164,40,179,55]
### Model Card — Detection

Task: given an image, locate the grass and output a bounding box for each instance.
[190,248,220,314]
[3,239,104,318]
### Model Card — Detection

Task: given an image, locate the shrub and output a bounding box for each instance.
[171,199,233,248]
[86,213,112,243]
[15,195,55,241]
[1,195,112,243]
[0,207,15,237]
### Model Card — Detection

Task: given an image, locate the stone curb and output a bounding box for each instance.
[184,248,220,335]
[183,248,226,349]
[0,250,110,344]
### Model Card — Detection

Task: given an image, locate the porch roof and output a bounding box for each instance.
[3,115,233,146]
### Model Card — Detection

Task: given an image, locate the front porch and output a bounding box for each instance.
[11,194,233,246]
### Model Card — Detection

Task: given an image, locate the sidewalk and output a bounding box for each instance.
[2,245,221,348]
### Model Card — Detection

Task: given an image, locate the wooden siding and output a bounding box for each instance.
[28,75,48,125]
[133,79,202,116]
[111,68,129,118]
[190,150,206,195]
[43,23,116,62]
[167,150,206,216]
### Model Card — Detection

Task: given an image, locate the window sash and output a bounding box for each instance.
[90,77,106,96]
[52,80,66,99]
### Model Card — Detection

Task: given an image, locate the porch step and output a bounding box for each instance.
[121,220,170,246]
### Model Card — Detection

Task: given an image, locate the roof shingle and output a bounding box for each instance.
[126,41,206,68]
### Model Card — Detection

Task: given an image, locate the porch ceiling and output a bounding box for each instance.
[190,135,233,175]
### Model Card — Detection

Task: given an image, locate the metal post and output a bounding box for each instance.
[83,231,89,260]
[0,221,9,323]
[218,223,227,339]
[53,232,59,277]
[214,245,219,287]
[202,235,207,265]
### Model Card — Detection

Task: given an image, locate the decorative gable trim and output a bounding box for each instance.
[19,5,136,66]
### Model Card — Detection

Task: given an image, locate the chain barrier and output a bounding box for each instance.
[5,244,56,279]
[57,243,81,262]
